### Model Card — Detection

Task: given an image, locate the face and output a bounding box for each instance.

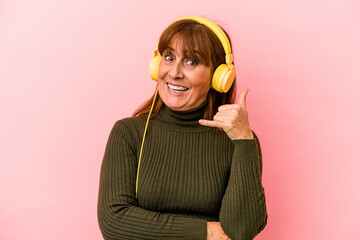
[157,37,212,111]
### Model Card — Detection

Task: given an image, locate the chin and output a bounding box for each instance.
[165,101,187,111]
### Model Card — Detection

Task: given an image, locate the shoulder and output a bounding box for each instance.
[104,116,147,155]
[114,116,146,130]
[110,116,147,139]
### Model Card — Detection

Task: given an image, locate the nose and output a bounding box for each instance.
[168,61,184,79]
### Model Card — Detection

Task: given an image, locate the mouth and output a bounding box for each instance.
[166,83,189,94]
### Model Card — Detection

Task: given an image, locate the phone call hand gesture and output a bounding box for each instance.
[199,88,254,140]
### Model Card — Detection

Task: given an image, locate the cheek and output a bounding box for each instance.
[199,83,211,96]
[192,71,212,88]
[157,60,166,79]
[191,79,211,100]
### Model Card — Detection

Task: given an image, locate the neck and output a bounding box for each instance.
[153,100,209,130]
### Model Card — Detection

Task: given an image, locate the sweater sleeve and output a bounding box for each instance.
[219,132,267,240]
[97,120,207,240]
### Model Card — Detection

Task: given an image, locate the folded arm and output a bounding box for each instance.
[97,121,207,240]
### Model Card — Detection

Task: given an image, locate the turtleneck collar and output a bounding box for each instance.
[152,100,211,131]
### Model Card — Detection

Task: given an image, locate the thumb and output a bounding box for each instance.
[238,88,249,108]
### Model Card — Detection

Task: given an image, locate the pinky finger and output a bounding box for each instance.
[199,119,224,129]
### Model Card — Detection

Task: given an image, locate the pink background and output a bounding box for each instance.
[1,0,359,239]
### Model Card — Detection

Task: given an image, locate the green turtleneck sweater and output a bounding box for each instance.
[97,101,267,240]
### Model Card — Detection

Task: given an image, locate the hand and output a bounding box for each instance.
[207,222,231,240]
[199,88,254,140]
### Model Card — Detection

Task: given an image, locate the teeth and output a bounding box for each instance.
[167,83,189,92]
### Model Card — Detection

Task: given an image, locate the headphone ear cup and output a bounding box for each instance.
[212,64,235,93]
[149,55,162,81]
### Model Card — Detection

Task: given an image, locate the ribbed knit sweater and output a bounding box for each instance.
[97,101,267,240]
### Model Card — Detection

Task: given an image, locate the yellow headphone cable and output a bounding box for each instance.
[135,87,159,198]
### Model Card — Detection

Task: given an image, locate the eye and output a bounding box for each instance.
[186,59,199,66]
[164,54,174,62]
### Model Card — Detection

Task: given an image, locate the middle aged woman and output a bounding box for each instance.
[98,16,267,240]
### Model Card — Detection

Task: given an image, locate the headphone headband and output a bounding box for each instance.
[162,16,234,66]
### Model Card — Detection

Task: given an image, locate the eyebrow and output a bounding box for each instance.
[166,47,175,52]
[165,47,200,55]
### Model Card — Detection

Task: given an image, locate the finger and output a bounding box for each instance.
[214,109,239,117]
[238,88,249,108]
[199,119,226,129]
[218,104,240,111]
[213,114,236,123]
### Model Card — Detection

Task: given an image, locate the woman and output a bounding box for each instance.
[98,16,267,240]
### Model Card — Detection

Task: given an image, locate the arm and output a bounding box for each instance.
[97,120,207,240]
[199,89,267,239]
[219,133,267,239]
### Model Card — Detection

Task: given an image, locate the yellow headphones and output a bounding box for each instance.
[149,16,236,93]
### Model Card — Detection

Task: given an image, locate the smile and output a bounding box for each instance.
[167,83,189,94]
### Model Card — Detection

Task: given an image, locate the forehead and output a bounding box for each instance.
[166,37,186,52]
[164,35,202,58]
